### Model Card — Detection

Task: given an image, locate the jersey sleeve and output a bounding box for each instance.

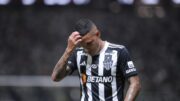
[67,50,78,75]
[118,47,138,78]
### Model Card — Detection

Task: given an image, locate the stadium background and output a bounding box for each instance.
[0,0,180,101]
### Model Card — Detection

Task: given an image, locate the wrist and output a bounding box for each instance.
[65,48,74,55]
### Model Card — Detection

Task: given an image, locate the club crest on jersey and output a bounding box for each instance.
[103,54,113,70]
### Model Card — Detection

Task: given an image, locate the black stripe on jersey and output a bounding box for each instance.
[116,84,124,101]
[80,55,88,101]
[103,49,113,101]
[116,48,125,101]
[116,68,124,101]
[91,55,100,101]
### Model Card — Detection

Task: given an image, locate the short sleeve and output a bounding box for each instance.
[118,47,138,78]
[67,50,78,75]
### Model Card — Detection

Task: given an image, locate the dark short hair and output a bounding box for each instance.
[74,18,95,36]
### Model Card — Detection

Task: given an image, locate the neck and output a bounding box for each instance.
[97,40,105,54]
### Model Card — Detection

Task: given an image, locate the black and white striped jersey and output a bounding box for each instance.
[67,41,138,101]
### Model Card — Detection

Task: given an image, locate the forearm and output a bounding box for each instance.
[51,48,73,81]
[51,31,82,82]
[124,78,141,101]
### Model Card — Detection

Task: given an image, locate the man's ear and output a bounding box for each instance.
[96,31,101,37]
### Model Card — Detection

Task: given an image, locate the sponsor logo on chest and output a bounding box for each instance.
[87,76,113,83]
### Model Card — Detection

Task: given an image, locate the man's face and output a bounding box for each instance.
[80,32,100,56]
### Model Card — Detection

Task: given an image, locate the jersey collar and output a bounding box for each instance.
[99,41,109,54]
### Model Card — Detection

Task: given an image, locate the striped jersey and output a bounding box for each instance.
[67,41,138,101]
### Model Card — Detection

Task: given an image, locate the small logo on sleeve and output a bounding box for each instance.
[127,61,134,68]
[126,61,136,74]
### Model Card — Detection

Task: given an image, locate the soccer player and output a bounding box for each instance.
[51,19,141,101]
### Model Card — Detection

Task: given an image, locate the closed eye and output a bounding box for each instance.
[86,41,93,45]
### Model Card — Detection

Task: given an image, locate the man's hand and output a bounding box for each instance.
[66,31,82,53]
[51,31,82,82]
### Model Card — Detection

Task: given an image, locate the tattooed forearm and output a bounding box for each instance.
[51,49,72,81]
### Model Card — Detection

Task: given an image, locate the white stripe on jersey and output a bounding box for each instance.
[111,50,118,76]
[77,51,82,75]
[77,51,86,101]
[98,50,105,101]
[86,54,92,101]
[111,50,118,101]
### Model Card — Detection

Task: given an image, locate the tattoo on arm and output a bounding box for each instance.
[51,50,72,81]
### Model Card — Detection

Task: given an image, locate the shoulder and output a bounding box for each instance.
[108,42,125,50]
[107,42,130,55]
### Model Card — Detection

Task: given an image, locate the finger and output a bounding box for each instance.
[73,33,81,40]
[69,32,81,42]
[71,31,80,37]
[75,39,82,45]
[74,35,82,41]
